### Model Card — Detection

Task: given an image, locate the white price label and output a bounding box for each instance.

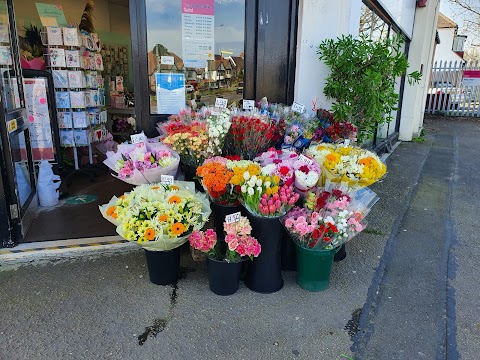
[130,132,147,144]
[291,102,306,114]
[160,175,174,185]
[243,99,255,110]
[225,212,241,224]
[160,56,174,65]
[215,97,228,108]
[344,139,351,146]
[298,154,314,166]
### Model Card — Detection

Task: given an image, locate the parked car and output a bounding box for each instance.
[236,82,244,94]
[427,81,465,109]
[185,84,194,93]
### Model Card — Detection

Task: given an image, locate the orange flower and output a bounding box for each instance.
[119,195,125,199]
[111,213,118,219]
[106,206,116,216]
[168,195,181,204]
[151,186,160,190]
[158,214,168,222]
[171,222,186,235]
[144,228,156,241]
[326,154,338,162]
[170,185,179,190]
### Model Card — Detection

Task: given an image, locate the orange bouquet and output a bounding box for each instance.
[196,157,240,205]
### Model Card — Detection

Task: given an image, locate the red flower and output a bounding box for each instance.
[279,166,290,176]
[298,165,310,174]
[273,159,282,164]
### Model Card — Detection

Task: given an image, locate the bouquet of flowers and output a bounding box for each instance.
[224,114,285,160]
[161,109,230,167]
[103,142,180,185]
[238,169,300,217]
[99,182,211,251]
[292,156,321,192]
[282,113,319,149]
[282,184,378,250]
[306,143,387,188]
[189,216,261,262]
[313,108,357,143]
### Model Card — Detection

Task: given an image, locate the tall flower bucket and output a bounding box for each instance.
[281,230,297,271]
[334,244,347,262]
[182,164,204,192]
[211,202,246,242]
[144,248,181,285]
[207,257,243,295]
[244,213,283,293]
[295,243,336,292]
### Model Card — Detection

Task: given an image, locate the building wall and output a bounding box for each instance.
[434,28,464,64]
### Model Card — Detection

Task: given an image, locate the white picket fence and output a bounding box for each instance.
[425,60,480,117]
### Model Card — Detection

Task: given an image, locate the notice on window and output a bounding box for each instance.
[462,70,480,87]
[181,0,214,64]
[156,73,186,114]
[23,78,55,161]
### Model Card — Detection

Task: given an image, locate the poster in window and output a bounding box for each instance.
[23,78,55,160]
[155,73,186,114]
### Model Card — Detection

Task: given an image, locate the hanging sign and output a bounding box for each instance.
[23,78,55,161]
[7,118,17,133]
[243,99,255,111]
[181,0,215,63]
[155,73,186,114]
[161,56,175,65]
[35,3,68,27]
[462,70,480,87]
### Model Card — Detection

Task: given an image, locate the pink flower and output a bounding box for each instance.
[285,218,294,228]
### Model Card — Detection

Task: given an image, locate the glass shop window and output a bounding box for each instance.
[146,0,246,114]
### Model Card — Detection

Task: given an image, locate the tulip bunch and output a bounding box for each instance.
[258,185,299,216]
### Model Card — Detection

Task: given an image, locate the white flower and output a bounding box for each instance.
[243,172,251,180]
[241,185,247,193]
[264,181,271,188]
[247,179,256,188]
[257,186,262,193]
[256,178,263,187]
[251,175,257,183]
[247,187,255,196]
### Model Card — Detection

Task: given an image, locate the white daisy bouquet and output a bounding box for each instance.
[99,182,211,251]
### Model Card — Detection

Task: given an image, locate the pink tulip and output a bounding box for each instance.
[269,204,276,213]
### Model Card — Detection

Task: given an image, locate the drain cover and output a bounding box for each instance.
[64,194,98,205]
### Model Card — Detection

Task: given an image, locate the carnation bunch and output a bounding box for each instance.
[189,216,261,262]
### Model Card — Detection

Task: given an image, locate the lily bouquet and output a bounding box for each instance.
[306,143,387,188]
[103,142,180,185]
[189,216,261,262]
[99,182,211,251]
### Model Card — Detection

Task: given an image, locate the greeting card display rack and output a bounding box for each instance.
[43,26,107,181]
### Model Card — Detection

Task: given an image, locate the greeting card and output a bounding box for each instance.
[87,111,95,125]
[68,71,84,89]
[88,54,96,70]
[94,54,104,71]
[98,88,105,106]
[72,111,88,128]
[70,91,85,108]
[58,111,73,128]
[82,34,95,50]
[84,72,92,88]
[82,55,89,70]
[46,26,63,45]
[62,27,80,47]
[55,92,70,109]
[74,129,89,146]
[60,130,75,147]
[49,48,66,67]
[52,70,69,88]
[84,91,93,107]
[0,46,12,65]
[0,24,9,43]
[89,71,98,88]
[91,90,99,106]
[65,50,81,68]
[100,110,107,124]
[97,75,105,88]
[91,33,101,50]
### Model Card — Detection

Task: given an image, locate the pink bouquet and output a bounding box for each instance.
[292,155,321,192]
[189,216,261,262]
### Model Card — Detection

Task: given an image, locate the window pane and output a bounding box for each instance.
[146,0,245,115]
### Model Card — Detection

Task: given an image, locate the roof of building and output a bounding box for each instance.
[438,13,457,29]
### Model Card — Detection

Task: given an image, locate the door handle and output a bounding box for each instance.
[259,11,263,26]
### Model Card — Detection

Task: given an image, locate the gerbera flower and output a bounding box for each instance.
[106,206,116,217]
[168,195,181,204]
[158,214,168,222]
[144,228,156,241]
[171,222,186,235]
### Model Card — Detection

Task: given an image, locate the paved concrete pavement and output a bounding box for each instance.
[0,116,478,359]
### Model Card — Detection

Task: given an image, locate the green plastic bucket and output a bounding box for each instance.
[295,243,336,292]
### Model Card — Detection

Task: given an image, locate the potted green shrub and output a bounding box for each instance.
[317,35,421,143]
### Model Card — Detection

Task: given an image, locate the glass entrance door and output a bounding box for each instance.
[0,0,36,246]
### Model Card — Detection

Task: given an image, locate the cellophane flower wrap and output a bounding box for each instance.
[239,168,300,217]
[161,108,230,167]
[224,113,285,160]
[314,108,357,143]
[282,112,319,148]
[103,142,180,185]
[189,216,261,262]
[195,156,241,205]
[281,182,379,250]
[306,143,387,188]
[99,182,211,251]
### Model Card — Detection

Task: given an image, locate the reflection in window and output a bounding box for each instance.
[359,4,389,41]
[146,0,245,114]
[11,129,32,206]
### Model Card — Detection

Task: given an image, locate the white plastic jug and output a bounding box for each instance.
[37,161,61,207]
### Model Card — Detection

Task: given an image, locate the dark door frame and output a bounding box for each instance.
[129,0,299,136]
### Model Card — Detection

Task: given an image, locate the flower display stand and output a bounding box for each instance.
[244,213,283,293]
[295,244,336,292]
[144,248,181,285]
[207,257,243,295]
